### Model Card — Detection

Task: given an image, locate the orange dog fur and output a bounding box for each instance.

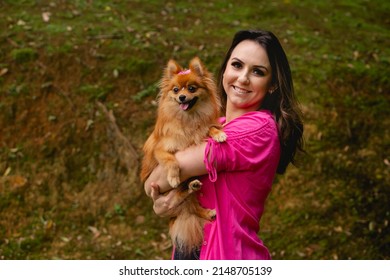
[141,57,226,254]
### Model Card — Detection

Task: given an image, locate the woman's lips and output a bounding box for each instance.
[233,85,251,94]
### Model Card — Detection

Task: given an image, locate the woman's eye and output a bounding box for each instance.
[253,68,265,76]
[231,61,242,69]
[173,87,180,93]
[188,85,197,93]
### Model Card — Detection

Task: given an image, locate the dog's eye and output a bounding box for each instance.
[172,87,180,94]
[188,85,197,93]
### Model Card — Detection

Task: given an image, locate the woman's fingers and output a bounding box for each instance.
[150,183,161,201]
[149,181,196,217]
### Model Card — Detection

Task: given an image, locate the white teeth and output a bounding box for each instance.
[233,86,250,94]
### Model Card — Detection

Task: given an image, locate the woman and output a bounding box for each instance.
[144,30,304,259]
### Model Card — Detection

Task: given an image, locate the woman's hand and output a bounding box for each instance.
[144,165,171,197]
[149,182,191,217]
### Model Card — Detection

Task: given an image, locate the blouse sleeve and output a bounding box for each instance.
[204,112,280,182]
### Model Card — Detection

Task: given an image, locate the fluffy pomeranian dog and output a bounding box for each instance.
[141,57,226,255]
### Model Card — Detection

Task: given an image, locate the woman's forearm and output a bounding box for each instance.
[175,142,208,181]
[144,142,208,196]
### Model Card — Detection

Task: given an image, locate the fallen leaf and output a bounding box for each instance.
[85,119,94,131]
[88,226,101,238]
[0,68,8,76]
[113,69,119,78]
[334,226,343,233]
[17,19,26,26]
[3,167,11,177]
[44,220,55,232]
[9,175,28,188]
[42,12,51,22]
[61,236,71,243]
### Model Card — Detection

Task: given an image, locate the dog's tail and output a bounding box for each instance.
[169,196,214,256]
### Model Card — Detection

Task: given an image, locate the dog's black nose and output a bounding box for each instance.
[179,95,186,102]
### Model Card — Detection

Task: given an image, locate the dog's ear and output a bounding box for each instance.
[189,57,205,77]
[165,59,182,79]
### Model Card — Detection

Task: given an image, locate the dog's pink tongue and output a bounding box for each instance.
[180,103,189,110]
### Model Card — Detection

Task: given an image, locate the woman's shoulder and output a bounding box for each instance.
[222,110,277,139]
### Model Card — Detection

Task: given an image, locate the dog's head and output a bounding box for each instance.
[159,57,218,113]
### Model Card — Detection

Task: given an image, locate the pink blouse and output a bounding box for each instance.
[198,110,280,260]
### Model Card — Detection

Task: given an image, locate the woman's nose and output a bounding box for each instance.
[237,71,250,84]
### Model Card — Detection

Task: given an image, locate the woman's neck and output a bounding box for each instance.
[225,104,256,123]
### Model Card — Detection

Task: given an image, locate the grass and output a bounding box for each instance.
[0,0,389,260]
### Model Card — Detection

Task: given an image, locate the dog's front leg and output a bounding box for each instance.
[154,147,181,188]
[208,125,227,142]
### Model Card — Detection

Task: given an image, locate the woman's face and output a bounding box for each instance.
[223,40,273,116]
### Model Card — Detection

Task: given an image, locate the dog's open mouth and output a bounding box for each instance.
[179,97,198,111]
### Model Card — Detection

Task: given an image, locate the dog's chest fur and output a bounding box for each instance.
[159,118,209,153]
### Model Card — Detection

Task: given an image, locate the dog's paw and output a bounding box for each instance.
[167,175,180,188]
[167,168,180,188]
[212,131,227,143]
[208,209,217,220]
[188,179,202,193]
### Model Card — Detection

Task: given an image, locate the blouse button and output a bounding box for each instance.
[199,192,204,197]
[203,241,207,246]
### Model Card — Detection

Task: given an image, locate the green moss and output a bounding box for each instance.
[10,48,38,63]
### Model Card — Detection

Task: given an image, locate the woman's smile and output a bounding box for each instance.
[232,85,251,94]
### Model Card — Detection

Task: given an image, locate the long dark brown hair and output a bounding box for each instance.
[217,30,304,174]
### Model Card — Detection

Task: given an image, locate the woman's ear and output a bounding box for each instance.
[268,85,278,94]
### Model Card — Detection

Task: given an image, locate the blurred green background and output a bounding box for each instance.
[0,0,389,259]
